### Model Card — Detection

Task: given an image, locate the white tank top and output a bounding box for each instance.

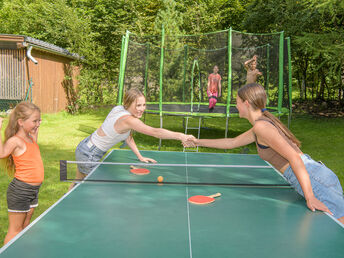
[90,105,131,151]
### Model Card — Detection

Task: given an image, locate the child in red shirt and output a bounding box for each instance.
[207,65,222,112]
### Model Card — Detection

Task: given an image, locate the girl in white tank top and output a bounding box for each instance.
[70,88,195,190]
[90,105,131,152]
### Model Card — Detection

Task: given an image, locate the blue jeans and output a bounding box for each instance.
[283,154,344,219]
[75,136,106,175]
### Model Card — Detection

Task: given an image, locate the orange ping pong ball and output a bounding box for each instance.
[157,176,163,183]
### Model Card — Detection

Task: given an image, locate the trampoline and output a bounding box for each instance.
[145,103,279,117]
[116,27,292,150]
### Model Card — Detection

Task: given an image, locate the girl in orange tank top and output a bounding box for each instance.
[0,102,43,245]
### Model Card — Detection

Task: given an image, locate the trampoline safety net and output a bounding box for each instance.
[117,28,291,118]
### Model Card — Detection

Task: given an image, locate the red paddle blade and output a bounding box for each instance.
[188,195,215,204]
[130,168,150,175]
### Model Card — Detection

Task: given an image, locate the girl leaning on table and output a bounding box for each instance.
[0,102,44,244]
[69,88,194,190]
[185,83,344,224]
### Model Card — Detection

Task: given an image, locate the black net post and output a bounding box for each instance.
[60,160,67,181]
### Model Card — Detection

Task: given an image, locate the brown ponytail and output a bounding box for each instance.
[238,83,301,147]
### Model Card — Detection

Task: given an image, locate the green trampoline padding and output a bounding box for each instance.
[145,103,288,117]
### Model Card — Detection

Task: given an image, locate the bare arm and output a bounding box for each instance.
[194,128,255,149]
[244,58,254,69]
[123,116,187,142]
[0,118,19,158]
[125,135,156,163]
[245,55,258,70]
[254,121,331,214]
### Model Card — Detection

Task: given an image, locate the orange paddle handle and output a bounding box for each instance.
[207,193,221,198]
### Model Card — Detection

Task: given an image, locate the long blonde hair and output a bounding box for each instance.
[3,102,41,175]
[123,88,144,110]
[238,83,300,147]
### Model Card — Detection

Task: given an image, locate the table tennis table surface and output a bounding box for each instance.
[1,150,343,258]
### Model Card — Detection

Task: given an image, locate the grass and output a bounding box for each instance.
[0,109,343,245]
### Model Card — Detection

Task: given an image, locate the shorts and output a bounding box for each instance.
[283,154,344,219]
[7,178,41,212]
[75,136,106,175]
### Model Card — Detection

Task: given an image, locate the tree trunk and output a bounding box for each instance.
[301,79,306,100]
[318,73,325,100]
[302,58,308,100]
[340,63,344,101]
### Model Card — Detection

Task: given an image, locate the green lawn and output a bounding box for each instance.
[0,109,343,245]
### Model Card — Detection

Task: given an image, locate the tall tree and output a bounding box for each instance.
[154,0,184,36]
[243,0,344,101]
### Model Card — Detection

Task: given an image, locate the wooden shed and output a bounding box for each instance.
[0,34,80,113]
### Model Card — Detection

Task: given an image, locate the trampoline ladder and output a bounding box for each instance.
[183,116,202,152]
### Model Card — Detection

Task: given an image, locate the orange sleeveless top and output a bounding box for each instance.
[13,136,44,184]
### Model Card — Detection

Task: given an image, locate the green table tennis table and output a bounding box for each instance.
[1,150,343,258]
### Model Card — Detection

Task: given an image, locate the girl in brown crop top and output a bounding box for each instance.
[184,83,344,224]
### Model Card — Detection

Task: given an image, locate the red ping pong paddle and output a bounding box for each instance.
[130,165,150,175]
[188,193,221,204]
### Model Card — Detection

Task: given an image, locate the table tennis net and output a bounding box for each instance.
[60,160,290,187]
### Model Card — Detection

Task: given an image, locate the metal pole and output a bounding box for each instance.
[158,26,165,150]
[190,60,198,113]
[183,45,188,102]
[144,42,150,98]
[117,36,125,105]
[118,31,130,105]
[266,43,270,106]
[226,28,232,137]
[159,115,163,150]
[278,31,284,114]
[287,37,292,127]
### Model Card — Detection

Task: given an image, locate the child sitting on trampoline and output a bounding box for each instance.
[185,83,344,224]
[69,88,195,190]
[245,55,262,84]
[207,65,222,112]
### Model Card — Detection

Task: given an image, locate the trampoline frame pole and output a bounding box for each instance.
[159,115,163,150]
[117,36,125,105]
[225,116,229,139]
[196,117,201,152]
[287,37,292,128]
[225,27,232,138]
[190,59,201,113]
[159,25,165,117]
[144,42,150,98]
[183,116,189,152]
[266,43,270,106]
[278,31,284,114]
[118,31,130,105]
[158,26,165,150]
[183,45,188,102]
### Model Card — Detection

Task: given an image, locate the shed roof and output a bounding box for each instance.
[0,34,81,60]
